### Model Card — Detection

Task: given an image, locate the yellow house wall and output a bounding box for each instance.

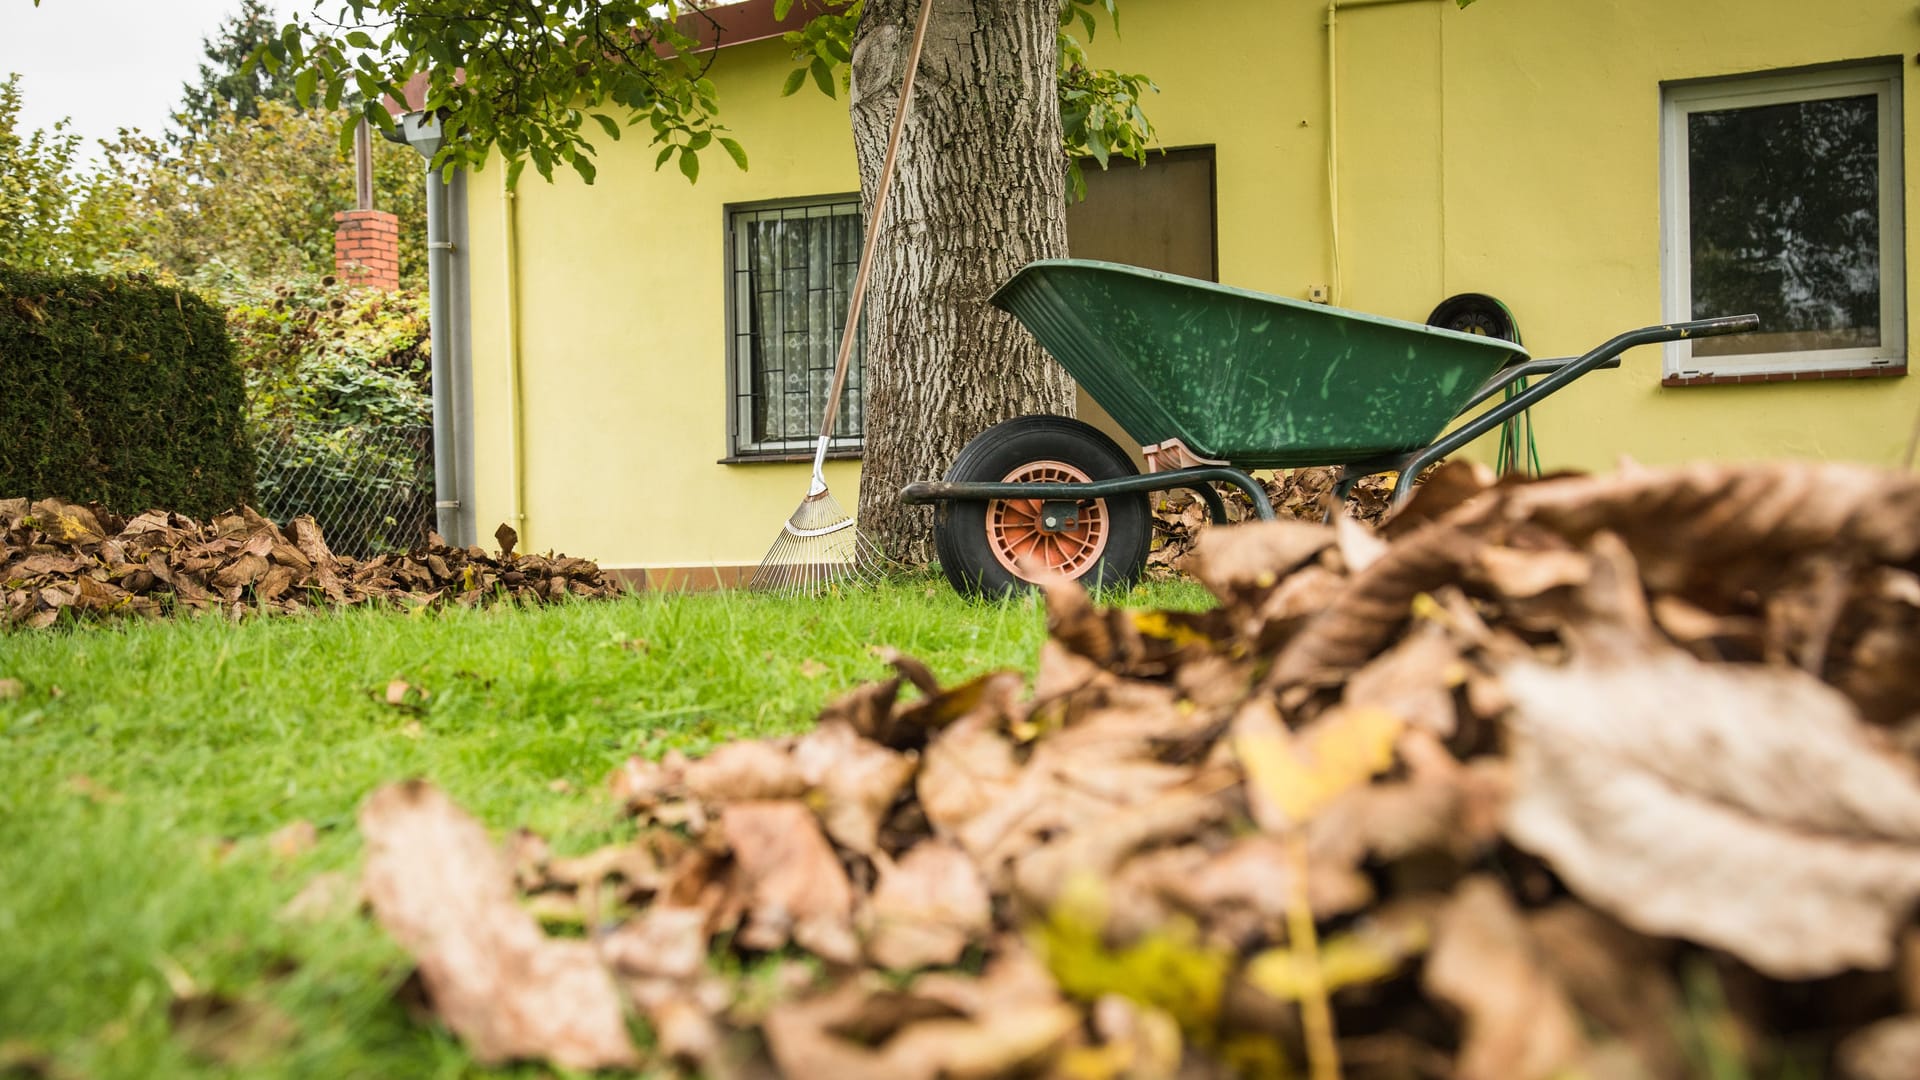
[465,38,864,574]
[1344,0,1920,467]
[463,0,1920,576]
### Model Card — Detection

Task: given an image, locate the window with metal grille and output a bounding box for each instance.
[726,196,866,457]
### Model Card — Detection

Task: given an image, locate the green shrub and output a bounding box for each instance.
[0,265,254,516]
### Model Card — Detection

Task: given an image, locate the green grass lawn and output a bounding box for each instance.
[0,574,1210,1078]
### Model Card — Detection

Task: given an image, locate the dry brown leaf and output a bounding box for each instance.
[916,716,1023,845]
[358,781,639,1070]
[1139,833,1373,926]
[764,946,1077,1080]
[864,840,992,970]
[1011,779,1227,915]
[214,553,269,589]
[817,677,905,745]
[645,996,725,1072]
[1474,544,1591,599]
[542,841,663,893]
[1339,620,1464,736]
[1526,903,1688,1079]
[1502,461,1920,588]
[1424,877,1587,1080]
[1269,522,1478,686]
[1192,519,1334,604]
[793,720,918,855]
[62,773,123,804]
[1501,627,1920,978]
[382,679,428,709]
[681,740,806,804]
[279,871,362,923]
[267,820,318,859]
[721,800,859,964]
[1335,513,1389,575]
[599,905,710,980]
[608,754,680,809]
[1838,1015,1920,1080]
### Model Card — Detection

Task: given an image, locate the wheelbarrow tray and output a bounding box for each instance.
[991,260,1527,469]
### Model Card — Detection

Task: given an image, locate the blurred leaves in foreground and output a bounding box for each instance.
[346,459,1920,1079]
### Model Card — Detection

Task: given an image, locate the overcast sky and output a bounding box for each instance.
[3,0,280,155]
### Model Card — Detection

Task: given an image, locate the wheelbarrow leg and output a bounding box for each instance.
[1323,467,1366,523]
[1187,482,1234,526]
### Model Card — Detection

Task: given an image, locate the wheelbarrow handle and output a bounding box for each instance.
[1384,313,1759,508]
[1461,314,1761,412]
[1675,313,1764,338]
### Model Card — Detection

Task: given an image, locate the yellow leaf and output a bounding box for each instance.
[1129,610,1213,649]
[1244,922,1430,1002]
[1032,872,1232,1041]
[1236,706,1403,825]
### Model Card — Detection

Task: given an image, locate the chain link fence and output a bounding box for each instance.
[250,419,435,559]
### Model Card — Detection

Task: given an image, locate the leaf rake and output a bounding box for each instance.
[749,0,934,596]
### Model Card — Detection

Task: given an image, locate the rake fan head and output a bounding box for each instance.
[749,488,888,596]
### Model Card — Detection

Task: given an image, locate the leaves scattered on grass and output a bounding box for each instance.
[359,780,641,1070]
[0,498,619,627]
[380,678,431,713]
[266,821,318,860]
[60,774,123,805]
[342,459,1920,1078]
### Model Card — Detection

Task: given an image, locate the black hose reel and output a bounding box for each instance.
[1425,293,1537,475]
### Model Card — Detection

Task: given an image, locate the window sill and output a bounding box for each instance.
[719,449,864,465]
[1661,364,1906,388]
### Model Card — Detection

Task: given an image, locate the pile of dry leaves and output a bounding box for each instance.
[0,498,616,626]
[1150,467,1398,577]
[354,459,1920,1079]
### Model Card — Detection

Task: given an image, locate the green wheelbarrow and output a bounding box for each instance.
[900,259,1758,598]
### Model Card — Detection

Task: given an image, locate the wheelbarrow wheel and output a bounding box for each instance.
[934,415,1151,599]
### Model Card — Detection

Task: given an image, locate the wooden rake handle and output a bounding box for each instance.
[813,0,936,444]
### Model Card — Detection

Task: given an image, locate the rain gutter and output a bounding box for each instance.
[502,177,528,547]
[392,112,475,546]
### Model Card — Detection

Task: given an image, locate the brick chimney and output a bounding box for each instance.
[333,209,400,291]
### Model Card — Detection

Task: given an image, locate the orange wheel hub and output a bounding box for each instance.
[985,460,1109,580]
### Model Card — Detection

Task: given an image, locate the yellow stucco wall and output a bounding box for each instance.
[463,0,1920,575]
[465,36,864,572]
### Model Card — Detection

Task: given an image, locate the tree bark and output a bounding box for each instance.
[849,0,1076,566]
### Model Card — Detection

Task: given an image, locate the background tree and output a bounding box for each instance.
[4,5,425,290]
[842,0,1074,558]
[83,101,426,288]
[0,73,91,271]
[179,0,301,131]
[266,0,1155,562]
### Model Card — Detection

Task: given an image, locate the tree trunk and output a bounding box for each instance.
[849,0,1075,566]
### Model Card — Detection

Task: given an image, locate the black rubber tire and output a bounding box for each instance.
[934,415,1151,599]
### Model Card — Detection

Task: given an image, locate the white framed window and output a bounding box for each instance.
[724,195,865,458]
[1661,62,1905,382]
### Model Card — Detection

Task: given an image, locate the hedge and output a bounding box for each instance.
[0,266,254,517]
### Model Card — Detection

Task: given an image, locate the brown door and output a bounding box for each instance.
[1063,147,1218,466]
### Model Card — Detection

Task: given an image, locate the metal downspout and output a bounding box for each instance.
[1326,0,1342,306]
[424,169,463,545]
[503,180,528,547]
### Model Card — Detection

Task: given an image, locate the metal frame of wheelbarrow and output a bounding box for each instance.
[900,314,1759,525]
